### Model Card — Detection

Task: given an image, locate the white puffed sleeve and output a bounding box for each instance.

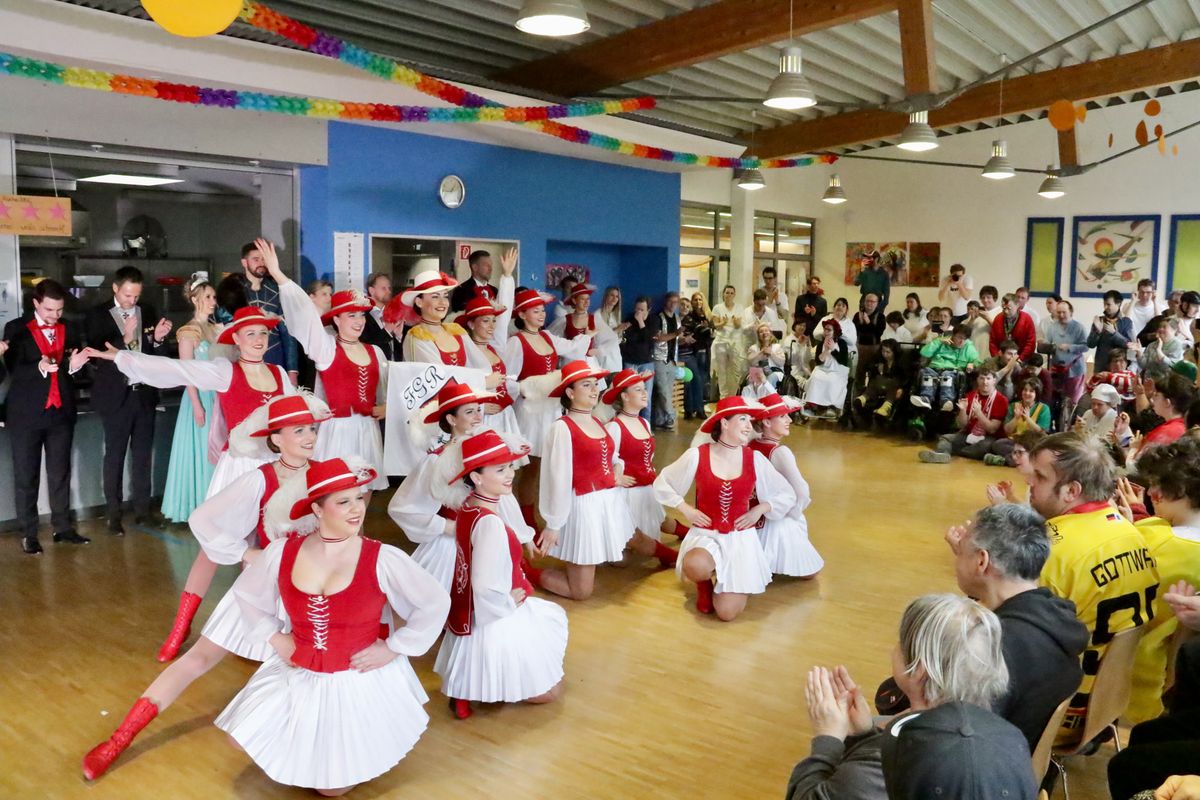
[376,544,451,657]
[470,514,519,627]
[461,335,496,372]
[769,446,811,518]
[751,450,796,521]
[279,280,336,370]
[232,538,288,643]
[548,329,591,361]
[498,493,534,544]
[590,313,619,351]
[114,350,233,391]
[654,446,700,509]
[189,468,267,565]
[537,419,576,531]
[387,454,450,544]
[492,275,515,350]
[503,333,525,378]
[547,315,568,338]
[604,419,624,454]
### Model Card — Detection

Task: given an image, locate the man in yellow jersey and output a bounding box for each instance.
[1028,432,1159,744]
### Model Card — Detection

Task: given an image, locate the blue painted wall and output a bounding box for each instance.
[300,122,680,308]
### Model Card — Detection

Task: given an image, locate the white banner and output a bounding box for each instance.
[383,361,486,475]
[333,231,365,293]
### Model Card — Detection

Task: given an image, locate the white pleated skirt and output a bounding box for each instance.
[434,597,568,703]
[207,451,272,499]
[677,528,773,595]
[758,516,824,577]
[412,535,456,593]
[804,364,849,409]
[199,588,275,661]
[514,397,562,458]
[315,414,389,490]
[215,653,430,790]
[548,487,635,566]
[625,485,666,540]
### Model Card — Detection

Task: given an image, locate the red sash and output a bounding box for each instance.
[27,318,65,409]
[447,506,533,637]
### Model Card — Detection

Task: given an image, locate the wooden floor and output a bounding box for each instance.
[0,423,1113,799]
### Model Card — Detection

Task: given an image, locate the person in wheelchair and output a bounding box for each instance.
[910,323,982,412]
[852,339,910,424]
[801,319,851,420]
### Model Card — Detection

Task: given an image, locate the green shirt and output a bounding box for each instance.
[854,267,890,306]
[920,337,981,371]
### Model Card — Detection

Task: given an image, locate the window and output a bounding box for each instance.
[680,202,731,305]
[753,212,815,304]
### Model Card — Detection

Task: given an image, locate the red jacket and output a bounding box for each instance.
[990,312,1036,360]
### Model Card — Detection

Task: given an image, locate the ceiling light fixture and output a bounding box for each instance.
[515,0,590,36]
[78,174,184,187]
[898,110,938,152]
[821,174,847,204]
[981,140,1015,179]
[1037,166,1065,199]
[764,46,816,110]
[735,168,766,191]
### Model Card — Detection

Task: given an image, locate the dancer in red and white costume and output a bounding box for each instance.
[430,429,567,720]
[85,304,295,497]
[82,394,326,780]
[536,360,636,600]
[261,238,390,490]
[549,282,622,371]
[388,381,533,590]
[602,368,682,568]
[215,458,449,796]
[654,396,795,620]
[750,393,823,578]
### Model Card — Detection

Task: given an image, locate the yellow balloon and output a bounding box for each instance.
[140,0,242,38]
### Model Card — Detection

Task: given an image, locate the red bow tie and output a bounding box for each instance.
[40,324,56,331]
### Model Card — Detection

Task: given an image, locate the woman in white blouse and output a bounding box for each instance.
[710,284,748,398]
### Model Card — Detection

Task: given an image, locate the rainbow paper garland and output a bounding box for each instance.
[0,51,650,123]
[240,1,835,169]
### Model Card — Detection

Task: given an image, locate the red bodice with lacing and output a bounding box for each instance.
[218,361,285,442]
[615,415,656,487]
[560,415,616,495]
[695,444,756,534]
[517,331,556,379]
[321,344,379,417]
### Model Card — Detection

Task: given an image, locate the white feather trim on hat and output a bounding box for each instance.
[519,371,561,401]
[227,390,331,460]
[428,439,470,510]
[261,468,319,540]
[408,397,445,451]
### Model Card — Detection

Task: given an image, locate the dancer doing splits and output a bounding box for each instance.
[430,429,567,720]
[82,394,326,780]
[602,368,682,568]
[214,458,449,796]
[750,393,823,578]
[536,360,637,600]
[654,396,795,621]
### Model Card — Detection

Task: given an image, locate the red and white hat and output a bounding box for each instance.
[217,305,280,345]
[250,394,331,437]
[565,283,595,304]
[422,380,499,424]
[320,289,373,325]
[458,295,507,323]
[289,457,379,519]
[601,367,652,405]
[756,393,794,420]
[448,429,530,484]
[399,270,458,307]
[700,396,764,433]
[548,360,609,398]
[512,288,554,315]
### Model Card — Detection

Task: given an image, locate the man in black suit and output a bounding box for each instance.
[449,250,497,312]
[85,266,173,534]
[3,279,92,553]
[360,271,400,361]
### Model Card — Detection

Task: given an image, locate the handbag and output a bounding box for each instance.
[778,347,801,397]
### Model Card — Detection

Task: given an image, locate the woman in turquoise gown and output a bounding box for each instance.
[161,277,220,522]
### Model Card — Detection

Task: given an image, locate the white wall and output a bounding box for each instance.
[683,93,1200,322]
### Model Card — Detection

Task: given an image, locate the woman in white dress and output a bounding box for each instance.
[801,318,852,419]
[710,284,748,398]
[549,283,622,372]
[602,368,682,567]
[750,393,823,578]
[259,238,389,490]
[82,394,326,780]
[215,458,449,796]
[654,396,795,621]
[388,381,533,590]
[536,360,636,600]
[430,429,567,720]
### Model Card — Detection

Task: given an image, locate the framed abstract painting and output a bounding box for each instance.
[1069,215,1160,298]
[1166,214,1200,294]
[1023,218,1063,297]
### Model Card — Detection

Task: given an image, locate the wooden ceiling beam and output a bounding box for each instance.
[1058,126,1079,169]
[751,38,1200,157]
[897,0,937,96]
[494,0,897,98]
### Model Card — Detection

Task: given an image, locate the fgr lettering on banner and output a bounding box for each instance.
[383,361,485,475]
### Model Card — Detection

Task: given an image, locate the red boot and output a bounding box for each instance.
[521,559,543,588]
[450,697,473,720]
[156,591,202,662]
[695,579,715,615]
[82,697,159,780]
[653,541,678,569]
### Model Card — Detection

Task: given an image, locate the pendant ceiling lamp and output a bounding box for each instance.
[981,139,1015,179]
[516,0,590,36]
[1038,166,1066,199]
[735,168,766,190]
[898,110,938,151]
[763,47,816,110]
[821,174,847,204]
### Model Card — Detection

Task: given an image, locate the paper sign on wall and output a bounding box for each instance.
[0,195,71,237]
[458,243,471,260]
[333,231,365,293]
[383,361,486,475]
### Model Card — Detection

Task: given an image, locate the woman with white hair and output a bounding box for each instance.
[786,594,1010,800]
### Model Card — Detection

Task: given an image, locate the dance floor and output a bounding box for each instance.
[0,423,1112,798]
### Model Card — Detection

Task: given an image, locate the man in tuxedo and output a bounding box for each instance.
[3,279,92,553]
[449,250,497,312]
[85,266,172,534]
[360,271,401,361]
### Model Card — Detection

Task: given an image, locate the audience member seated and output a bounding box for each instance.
[926,305,950,338]
[990,293,1037,360]
[984,379,1049,466]
[786,594,1010,800]
[741,366,774,401]
[900,293,930,343]
[979,285,1002,323]
[801,319,851,420]
[1087,348,1137,404]
[987,339,1022,400]
[984,430,1048,508]
[1026,433,1158,744]
[965,300,993,358]
[747,322,785,387]
[1038,300,1090,416]
[1118,372,1195,464]
[910,323,981,413]
[781,321,813,394]
[852,340,908,424]
[1088,290,1135,380]
[1141,316,1186,370]
[880,311,912,344]
[1074,383,1122,442]
[1018,352,1053,403]
[918,367,1008,463]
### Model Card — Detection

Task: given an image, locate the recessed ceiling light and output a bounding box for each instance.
[516,0,590,36]
[78,174,185,187]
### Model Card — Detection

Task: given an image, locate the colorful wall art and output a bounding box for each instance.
[1070,216,1160,298]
